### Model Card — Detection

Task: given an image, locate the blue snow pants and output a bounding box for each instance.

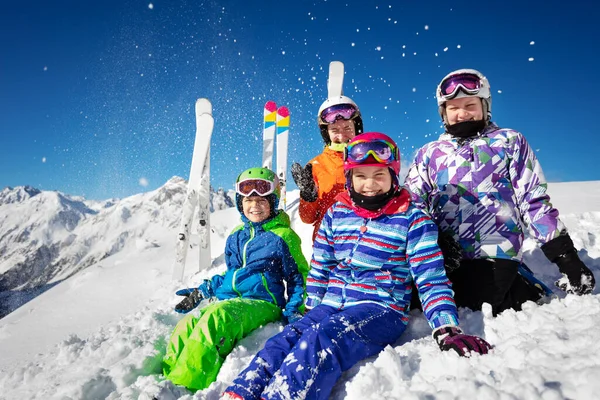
[224,303,407,400]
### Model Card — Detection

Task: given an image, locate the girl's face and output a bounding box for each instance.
[351,166,392,196]
[242,195,270,222]
[445,96,484,125]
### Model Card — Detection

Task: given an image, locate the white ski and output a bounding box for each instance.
[276,106,289,210]
[262,101,277,170]
[173,98,213,281]
[327,61,345,98]
[196,149,211,275]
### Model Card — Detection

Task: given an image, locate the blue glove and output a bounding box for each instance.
[174,288,203,314]
[283,310,303,324]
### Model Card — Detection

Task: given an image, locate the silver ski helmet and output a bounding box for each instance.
[317,95,363,145]
[234,167,280,216]
[436,69,491,125]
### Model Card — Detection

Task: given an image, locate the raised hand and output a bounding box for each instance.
[291,162,318,202]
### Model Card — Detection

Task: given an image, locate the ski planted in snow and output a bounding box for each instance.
[276,106,289,210]
[196,149,211,276]
[173,98,213,281]
[262,101,277,170]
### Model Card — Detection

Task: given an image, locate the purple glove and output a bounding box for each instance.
[433,326,492,357]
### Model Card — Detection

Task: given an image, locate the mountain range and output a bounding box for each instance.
[0,178,235,319]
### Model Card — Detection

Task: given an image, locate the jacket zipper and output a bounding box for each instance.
[261,273,278,305]
[232,224,255,297]
[343,217,370,307]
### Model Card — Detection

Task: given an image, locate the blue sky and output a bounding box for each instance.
[1,0,598,200]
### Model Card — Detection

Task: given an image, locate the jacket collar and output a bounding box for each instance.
[240,209,290,230]
[439,121,499,142]
[323,146,345,158]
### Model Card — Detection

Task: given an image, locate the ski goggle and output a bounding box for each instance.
[344,139,398,164]
[236,178,276,197]
[439,73,482,100]
[319,103,359,124]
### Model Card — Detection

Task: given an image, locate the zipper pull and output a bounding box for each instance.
[360,218,369,233]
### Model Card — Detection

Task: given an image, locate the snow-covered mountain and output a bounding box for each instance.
[0,178,235,318]
[0,181,598,399]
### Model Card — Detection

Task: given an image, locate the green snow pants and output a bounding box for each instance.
[162,298,281,390]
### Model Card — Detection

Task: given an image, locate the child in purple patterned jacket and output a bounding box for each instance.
[222,133,490,400]
[405,69,595,316]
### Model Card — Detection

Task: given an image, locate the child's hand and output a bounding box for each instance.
[432,325,491,357]
[283,310,303,325]
[174,288,203,314]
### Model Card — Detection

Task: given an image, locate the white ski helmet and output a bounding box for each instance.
[317,95,363,144]
[436,68,492,125]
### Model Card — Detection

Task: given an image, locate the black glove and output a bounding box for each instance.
[174,288,204,314]
[438,230,462,273]
[541,233,596,295]
[291,162,318,202]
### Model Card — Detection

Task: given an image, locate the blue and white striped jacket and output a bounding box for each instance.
[306,189,459,329]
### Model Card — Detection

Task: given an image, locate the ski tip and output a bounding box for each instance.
[277,106,290,117]
[264,101,277,112]
[330,60,344,70]
[196,98,213,114]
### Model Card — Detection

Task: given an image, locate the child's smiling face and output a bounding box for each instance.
[242,195,271,222]
[351,166,392,196]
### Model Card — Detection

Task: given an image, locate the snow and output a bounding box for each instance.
[1,182,600,399]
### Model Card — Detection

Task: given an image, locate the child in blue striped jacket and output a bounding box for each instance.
[223,133,491,400]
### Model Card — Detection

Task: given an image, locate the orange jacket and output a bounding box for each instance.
[299,147,347,241]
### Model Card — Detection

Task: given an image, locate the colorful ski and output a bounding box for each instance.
[262,101,277,170]
[173,98,213,281]
[276,106,290,210]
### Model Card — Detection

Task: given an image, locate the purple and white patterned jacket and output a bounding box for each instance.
[405,122,565,261]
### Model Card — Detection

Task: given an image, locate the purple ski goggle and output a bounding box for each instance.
[439,73,482,100]
[319,103,359,124]
[344,139,398,164]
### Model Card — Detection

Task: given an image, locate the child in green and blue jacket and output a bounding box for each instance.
[162,167,308,391]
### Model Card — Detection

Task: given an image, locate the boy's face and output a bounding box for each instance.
[327,119,356,144]
[242,195,271,223]
[445,96,483,125]
[351,166,392,196]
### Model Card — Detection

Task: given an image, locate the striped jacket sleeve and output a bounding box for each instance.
[406,208,459,329]
[305,207,338,309]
